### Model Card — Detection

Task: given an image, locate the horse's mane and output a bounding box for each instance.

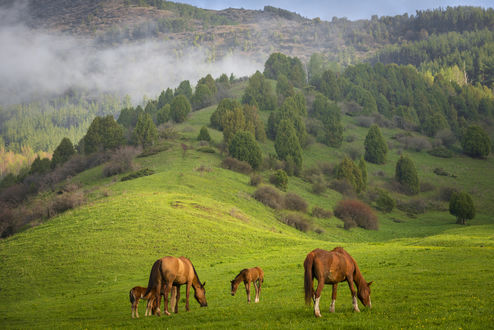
[190,260,204,288]
[234,268,248,281]
[144,259,162,297]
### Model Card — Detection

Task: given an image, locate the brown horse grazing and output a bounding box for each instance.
[304,247,373,317]
[230,267,264,303]
[129,286,177,318]
[144,256,207,316]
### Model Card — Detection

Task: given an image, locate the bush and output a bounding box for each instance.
[121,168,155,181]
[311,181,327,195]
[437,186,459,202]
[283,193,308,212]
[433,167,456,178]
[196,146,216,153]
[428,147,454,158]
[102,147,139,177]
[329,179,355,197]
[420,182,436,193]
[269,169,288,191]
[396,198,427,216]
[197,126,211,142]
[221,157,253,174]
[253,186,284,209]
[249,174,262,186]
[48,191,85,217]
[278,213,310,232]
[158,123,180,140]
[335,157,364,193]
[334,199,378,230]
[398,135,432,152]
[355,116,374,128]
[375,189,395,213]
[311,206,332,219]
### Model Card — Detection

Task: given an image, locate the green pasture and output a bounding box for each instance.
[1,102,494,328]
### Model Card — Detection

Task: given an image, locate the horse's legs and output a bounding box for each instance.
[314,278,325,318]
[347,277,360,312]
[163,283,172,316]
[330,284,337,313]
[245,281,251,303]
[185,282,192,311]
[174,285,180,313]
[254,279,260,303]
[135,297,140,318]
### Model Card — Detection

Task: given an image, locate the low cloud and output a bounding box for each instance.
[0,4,262,105]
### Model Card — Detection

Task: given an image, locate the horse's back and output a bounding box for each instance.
[159,256,192,283]
[310,248,355,283]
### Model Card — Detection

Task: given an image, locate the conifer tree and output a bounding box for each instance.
[461,125,491,158]
[395,155,420,195]
[228,131,262,170]
[364,125,388,164]
[133,113,158,147]
[275,119,302,174]
[197,126,211,142]
[170,95,191,123]
[358,156,367,191]
[336,156,364,193]
[449,191,475,225]
[51,137,75,169]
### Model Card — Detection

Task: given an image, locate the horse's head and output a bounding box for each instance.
[230,280,238,296]
[194,281,208,307]
[357,281,373,308]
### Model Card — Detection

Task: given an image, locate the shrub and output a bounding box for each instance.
[269,169,288,191]
[221,157,252,174]
[311,181,327,195]
[345,146,362,161]
[428,147,454,158]
[253,186,284,209]
[438,186,459,202]
[375,189,395,213]
[395,155,419,195]
[420,182,435,193]
[158,123,180,140]
[249,174,262,186]
[48,191,85,217]
[355,116,374,128]
[311,206,332,219]
[197,126,211,142]
[398,135,432,152]
[278,213,310,232]
[102,147,139,177]
[196,146,216,153]
[449,191,475,225]
[396,198,427,216]
[329,179,355,197]
[433,167,456,178]
[333,199,378,230]
[170,95,191,123]
[121,168,155,181]
[137,143,170,158]
[335,157,364,193]
[283,193,308,212]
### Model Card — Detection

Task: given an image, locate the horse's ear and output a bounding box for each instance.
[230,280,234,283]
[368,281,373,286]
[202,281,206,287]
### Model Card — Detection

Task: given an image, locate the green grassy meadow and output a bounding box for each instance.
[1,102,494,329]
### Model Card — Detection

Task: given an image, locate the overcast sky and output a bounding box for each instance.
[174,0,492,21]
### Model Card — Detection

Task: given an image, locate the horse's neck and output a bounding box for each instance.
[353,264,367,289]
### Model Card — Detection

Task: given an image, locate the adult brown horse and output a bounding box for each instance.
[144,256,207,316]
[230,267,264,303]
[304,247,373,317]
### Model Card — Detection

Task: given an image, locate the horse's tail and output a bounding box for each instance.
[304,251,315,305]
[144,259,162,297]
[129,289,135,304]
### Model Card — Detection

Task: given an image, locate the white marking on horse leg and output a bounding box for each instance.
[369,297,372,309]
[330,299,335,313]
[352,296,360,312]
[314,297,322,318]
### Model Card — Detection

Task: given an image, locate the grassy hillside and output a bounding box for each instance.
[1,103,494,328]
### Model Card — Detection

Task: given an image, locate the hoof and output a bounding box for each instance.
[315,312,322,318]
[353,308,361,313]
[164,310,171,316]
[330,309,335,313]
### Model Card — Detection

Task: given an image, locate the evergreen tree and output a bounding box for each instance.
[51,137,75,169]
[157,88,174,109]
[449,191,475,225]
[82,116,124,154]
[133,113,158,147]
[174,80,193,100]
[276,74,295,103]
[221,106,245,145]
[30,156,51,175]
[210,98,241,130]
[191,83,214,110]
[228,131,262,169]
[197,126,211,142]
[156,104,170,125]
[364,125,388,164]
[336,156,364,193]
[170,95,191,123]
[241,71,277,111]
[461,125,491,158]
[312,94,343,147]
[275,119,303,174]
[359,156,367,191]
[395,155,420,195]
